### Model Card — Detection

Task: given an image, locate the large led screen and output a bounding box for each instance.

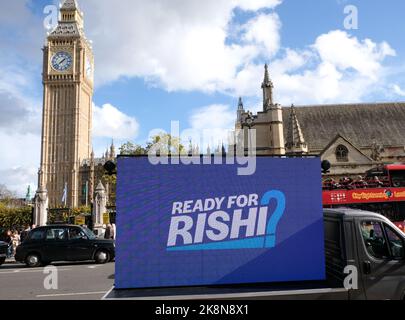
[115,157,325,289]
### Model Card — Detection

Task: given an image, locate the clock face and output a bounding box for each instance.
[85,56,93,78]
[51,52,72,72]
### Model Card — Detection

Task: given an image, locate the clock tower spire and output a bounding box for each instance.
[39,0,94,208]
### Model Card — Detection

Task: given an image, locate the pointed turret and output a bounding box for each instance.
[285,104,308,155]
[206,145,211,156]
[238,97,244,110]
[50,0,84,38]
[194,145,200,156]
[262,64,274,111]
[236,97,245,124]
[95,180,106,193]
[25,185,32,202]
[263,64,270,84]
[61,0,80,10]
[110,140,116,159]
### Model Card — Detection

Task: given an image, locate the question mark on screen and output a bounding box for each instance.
[260,190,286,248]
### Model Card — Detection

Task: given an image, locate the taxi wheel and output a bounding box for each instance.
[0,257,5,265]
[25,253,42,268]
[95,250,110,264]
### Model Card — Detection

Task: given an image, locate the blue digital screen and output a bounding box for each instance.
[115,157,325,289]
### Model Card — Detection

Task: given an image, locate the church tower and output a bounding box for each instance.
[235,97,245,130]
[262,65,285,156]
[38,0,94,208]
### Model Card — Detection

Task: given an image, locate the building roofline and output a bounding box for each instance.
[282,101,405,109]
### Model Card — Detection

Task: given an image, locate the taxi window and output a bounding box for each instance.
[69,228,87,240]
[46,228,67,241]
[28,229,45,241]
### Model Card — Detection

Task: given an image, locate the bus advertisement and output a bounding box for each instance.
[323,164,405,231]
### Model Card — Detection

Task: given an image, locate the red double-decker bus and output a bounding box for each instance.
[323,164,405,231]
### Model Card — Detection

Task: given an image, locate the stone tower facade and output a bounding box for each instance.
[237,65,285,156]
[38,0,94,208]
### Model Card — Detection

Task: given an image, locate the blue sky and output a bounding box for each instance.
[0,0,405,196]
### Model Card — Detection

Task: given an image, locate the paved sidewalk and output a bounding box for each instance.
[5,257,16,264]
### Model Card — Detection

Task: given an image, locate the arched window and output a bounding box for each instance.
[336,145,349,162]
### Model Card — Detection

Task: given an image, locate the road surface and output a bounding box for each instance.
[0,261,114,300]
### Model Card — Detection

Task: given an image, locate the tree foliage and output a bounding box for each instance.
[71,206,91,216]
[119,134,186,157]
[0,202,32,230]
[145,133,185,155]
[119,142,146,155]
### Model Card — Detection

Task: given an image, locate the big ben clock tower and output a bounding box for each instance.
[38,0,94,208]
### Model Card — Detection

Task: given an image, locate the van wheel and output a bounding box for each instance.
[0,257,5,265]
[25,253,42,268]
[95,250,110,264]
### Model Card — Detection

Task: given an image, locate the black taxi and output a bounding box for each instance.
[15,225,115,267]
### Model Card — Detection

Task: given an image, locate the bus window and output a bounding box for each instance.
[391,171,405,188]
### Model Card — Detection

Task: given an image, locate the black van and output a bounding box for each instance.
[15,225,115,267]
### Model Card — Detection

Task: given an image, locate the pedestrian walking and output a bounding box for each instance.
[12,231,20,255]
[5,230,13,258]
[20,224,31,243]
[111,223,116,240]
[104,224,113,240]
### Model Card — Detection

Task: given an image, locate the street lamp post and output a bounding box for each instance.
[243,112,255,156]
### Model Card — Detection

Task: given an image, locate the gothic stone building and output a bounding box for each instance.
[38,0,114,208]
[236,65,405,179]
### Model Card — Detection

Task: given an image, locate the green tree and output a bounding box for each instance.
[119,142,146,155]
[71,206,91,216]
[0,203,32,230]
[145,133,185,155]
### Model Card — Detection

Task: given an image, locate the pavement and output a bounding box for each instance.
[0,260,114,300]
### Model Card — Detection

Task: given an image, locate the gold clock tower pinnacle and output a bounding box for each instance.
[38,0,94,208]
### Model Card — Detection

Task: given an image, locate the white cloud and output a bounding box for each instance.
[81,0,282,92]
[242,13,281,57]
[313,30,395,80]
[0,65,42,197]
[0,131,40,197]
[235,0,282,11]
[269,31,397,105]
[0,0,45,65]
[393,84,405,97]
[0,69,42,135]
[186,104,235,148]
[93,103,140,140]
[190,104,235,130]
